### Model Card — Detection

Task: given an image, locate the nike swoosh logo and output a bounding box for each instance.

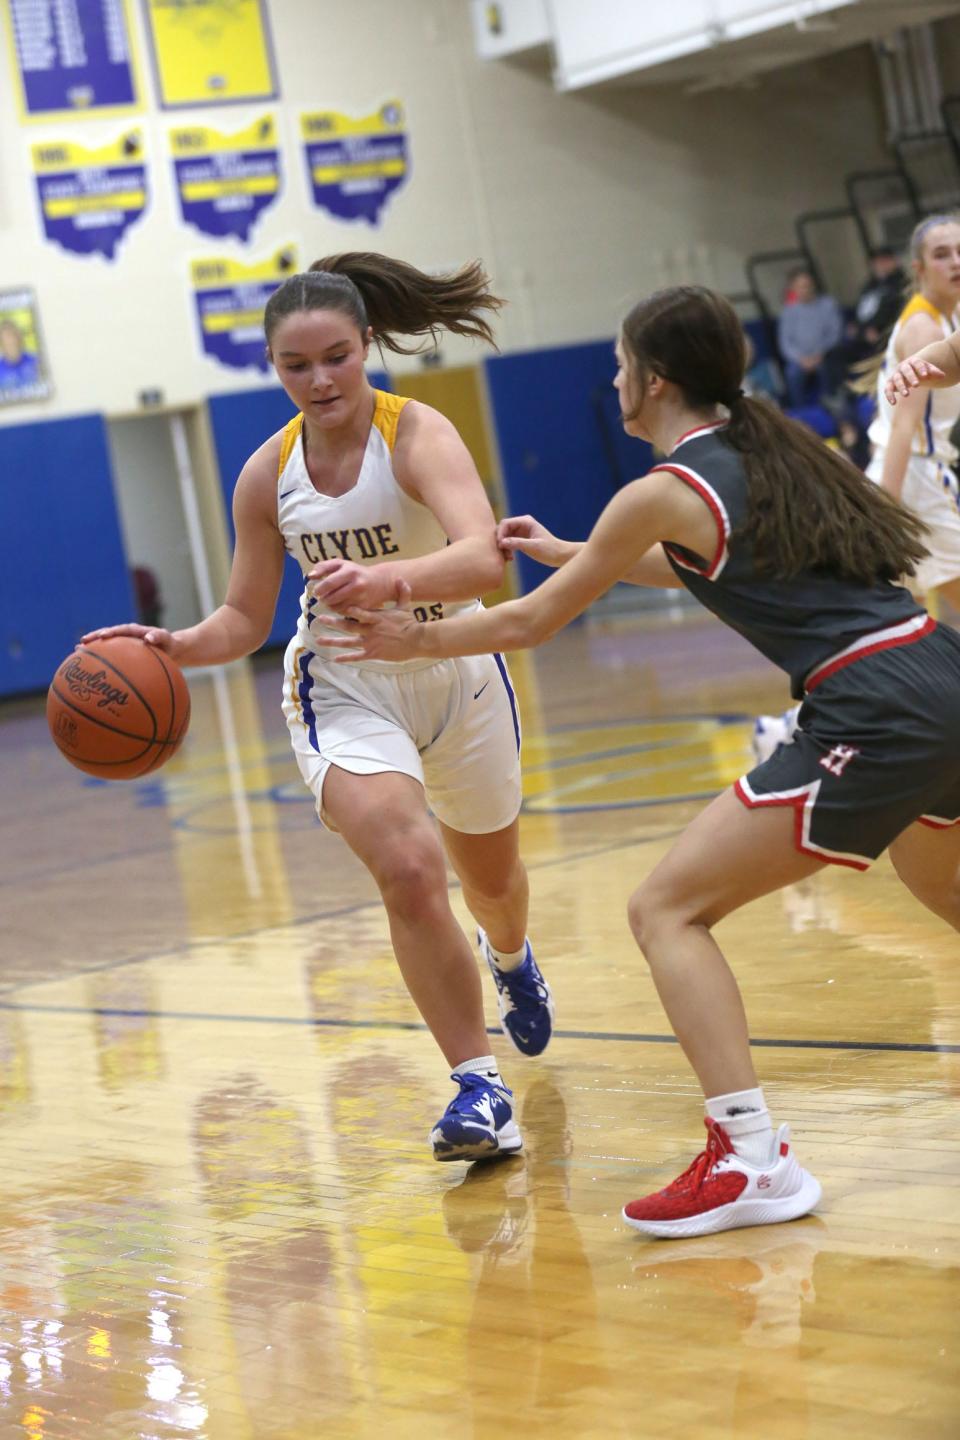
[473,681,490,699]
[279,487,297,498]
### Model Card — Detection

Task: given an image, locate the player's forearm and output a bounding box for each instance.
[414,593,546,660]
[172,604,270,666]
[544,539,583,567]
[876,425,915,503]
[380,537,505,603]
[907,333,960,387]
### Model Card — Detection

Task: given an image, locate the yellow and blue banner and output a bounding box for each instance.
[170,113,281,242]
[301,101,409,225]
[31,129,148,259]
[4,0,140,120]
[190,246,297,372]
[144,0,277,109]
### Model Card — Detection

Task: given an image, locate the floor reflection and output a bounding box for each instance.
[0,614,958,1436]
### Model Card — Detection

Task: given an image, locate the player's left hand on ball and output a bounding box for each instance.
[80,622,180,656]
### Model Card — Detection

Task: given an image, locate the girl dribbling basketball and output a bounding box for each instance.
[83,254,554,1163]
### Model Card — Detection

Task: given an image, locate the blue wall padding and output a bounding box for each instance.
[208,374,389,649]
[0,414,133,696]
[483,340,653,595]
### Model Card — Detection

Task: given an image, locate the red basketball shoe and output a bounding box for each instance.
[623,1118,821,1239]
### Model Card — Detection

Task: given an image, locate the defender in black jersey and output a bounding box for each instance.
[657,423,960,869]
[316,285,960,1239]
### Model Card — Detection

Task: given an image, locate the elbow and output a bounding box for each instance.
[482,551,506,595]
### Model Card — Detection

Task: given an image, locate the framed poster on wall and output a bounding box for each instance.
[144,0,278,108]
[3,0,141,121]
[0,289,52,405]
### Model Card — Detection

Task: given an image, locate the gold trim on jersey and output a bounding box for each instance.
[896,293,950,327]
[275,390,410,481]
[371,389,409,452]
[288,644,308,725]
[278,414,303,477]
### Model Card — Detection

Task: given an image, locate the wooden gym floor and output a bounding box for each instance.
[0,607,957,1439]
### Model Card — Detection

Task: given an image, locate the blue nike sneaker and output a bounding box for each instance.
[478,928,555,1057]
[431,1071,523,1162]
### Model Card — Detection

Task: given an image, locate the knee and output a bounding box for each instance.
[371,836,448,920]
[627,880,709,957]
[627,881,672,955]
[463,859,526,908]
[892,858,960,930]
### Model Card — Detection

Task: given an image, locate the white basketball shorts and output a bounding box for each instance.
[282,638,522,835]
[867,451,960,592]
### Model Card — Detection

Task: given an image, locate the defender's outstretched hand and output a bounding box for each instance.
[885,355,946,405]
[315,577,423,663]
[497,515,579,569]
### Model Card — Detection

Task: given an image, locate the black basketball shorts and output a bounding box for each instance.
[736,623,960,869]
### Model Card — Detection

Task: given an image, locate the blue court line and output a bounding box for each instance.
[0,1002,954,1053]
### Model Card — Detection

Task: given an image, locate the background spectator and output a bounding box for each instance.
[777,267,843,407]
[851,245,906,349]
[823,247,907,402]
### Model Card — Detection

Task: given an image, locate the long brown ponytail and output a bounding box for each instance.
[264,254,504,354]
[724,392,927,581]
[621,286,928,584]
[304,252,504,354]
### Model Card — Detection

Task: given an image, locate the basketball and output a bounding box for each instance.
[46,638,191,780]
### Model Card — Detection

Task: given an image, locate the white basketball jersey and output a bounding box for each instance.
[277,389,481,672]
[869,294,960,466]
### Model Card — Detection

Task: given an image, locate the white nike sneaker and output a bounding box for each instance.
[751,705,802,765]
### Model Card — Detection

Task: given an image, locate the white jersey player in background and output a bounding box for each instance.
[754,213,960,763]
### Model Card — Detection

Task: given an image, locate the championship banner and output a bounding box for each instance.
[4,0,140,120]
[301,101,409,225]
[144,0,277,108]
[31,129,148,259]
[170,114,281,242]
[0,288,52,405]
[190,246,297,372]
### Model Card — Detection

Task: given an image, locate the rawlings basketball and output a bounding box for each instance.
[47,638,191,780]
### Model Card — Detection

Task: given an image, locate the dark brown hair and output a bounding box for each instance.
[263,252,504,355]
[620,285,928,584]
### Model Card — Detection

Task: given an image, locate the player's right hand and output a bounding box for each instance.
[80,622,179,653]
[496,515,576,568]
[885,356,946,405]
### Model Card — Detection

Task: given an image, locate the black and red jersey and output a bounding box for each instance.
[656,423,932,700]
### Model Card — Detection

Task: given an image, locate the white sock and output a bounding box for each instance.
[452,1055,504,1087]
[485,938,528,973]
[706,1087,775,1166]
